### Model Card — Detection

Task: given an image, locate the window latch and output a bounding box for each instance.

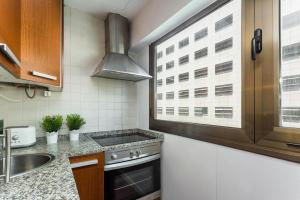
[287,143,300,148]
[251,28,263,60]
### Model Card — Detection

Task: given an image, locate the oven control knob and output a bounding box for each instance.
[129,151,134,158]
[111,153,117,160]
[136,150,141,157]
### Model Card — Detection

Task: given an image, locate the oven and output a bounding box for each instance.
[104,143,161,200]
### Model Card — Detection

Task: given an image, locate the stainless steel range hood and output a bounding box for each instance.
[92,13,152,81]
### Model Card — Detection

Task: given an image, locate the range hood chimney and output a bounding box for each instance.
[92,13,152,81]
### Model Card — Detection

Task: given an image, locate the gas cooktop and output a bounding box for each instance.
[91,132,156,147]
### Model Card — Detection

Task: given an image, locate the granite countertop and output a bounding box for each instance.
[0,129,164,200]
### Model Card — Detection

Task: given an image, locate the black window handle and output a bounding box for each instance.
[251,28,263,60]
[287,143,300,148]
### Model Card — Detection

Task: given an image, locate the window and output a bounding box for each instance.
[150,0,300,163]
[157,93,163,100]
[157,79,162,87]
[151,0,243,130]
[281,107,300,123]
[166,92,174,99]
[149,0,259,157]
[179,37,189,48]
[215,14,233,31]
[157,107,163,114]
[215,37,233,52]
[194,47,208,59]
[178,89,189,99]
[282,42,300,61]
[215,84,233,96]
[194,27,208,41]
[215,61,233,74]
[166,76,174,85]
[157,65,163,73]
[179,72,189,82]
[215,107,233,118]
[166,61,174,69]
[166,45,175,55]
[282,75,300,91]
[166,107,175,115]
[279,0,300,129]
[179,55,189,65]
[157,51,163,59]
[194,68,208,79]
[194,87,208,98]
[251,0,300,161]
[194,107,208,116]
[178,107,189,116]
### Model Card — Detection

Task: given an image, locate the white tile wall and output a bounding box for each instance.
[0,7,137,137]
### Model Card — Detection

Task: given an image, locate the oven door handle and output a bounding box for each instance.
[104,154,160,171]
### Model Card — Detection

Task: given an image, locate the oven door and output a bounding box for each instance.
[104,154,161,200]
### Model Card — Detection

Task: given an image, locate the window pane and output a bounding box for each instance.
[280,0,300,128]
[155,0,242,128]
[194,27,208,41]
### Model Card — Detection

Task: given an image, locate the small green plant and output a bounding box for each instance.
[41,115,63,133]
[66,114,86,131]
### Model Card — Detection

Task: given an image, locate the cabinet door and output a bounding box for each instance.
[69,153,104,200]
[20,0,62,86]
[0,0,21,75]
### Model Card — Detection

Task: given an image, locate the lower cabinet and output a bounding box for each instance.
[69,152,104,200]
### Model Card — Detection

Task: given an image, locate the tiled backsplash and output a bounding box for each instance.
[0,7,137,137]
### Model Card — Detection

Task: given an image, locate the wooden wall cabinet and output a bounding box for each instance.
[69,153,104,200]
[0,0,21,76]
[0,0,63,87]
[20,0,62,86]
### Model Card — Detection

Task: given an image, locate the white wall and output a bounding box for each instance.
[161,133,300,200]
[131,0,215,50]
[130,1,300,199]
[0,7,137,137]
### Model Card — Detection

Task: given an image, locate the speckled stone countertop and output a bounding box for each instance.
[86,128,164,151]
[0,129,163,200]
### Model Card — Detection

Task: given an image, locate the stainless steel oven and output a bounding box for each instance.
[104,143,161,200]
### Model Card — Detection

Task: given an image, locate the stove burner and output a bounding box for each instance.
[91,132,155,147]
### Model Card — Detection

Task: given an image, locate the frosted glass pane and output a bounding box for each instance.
[280,0,300,128]
[155,0,242,128]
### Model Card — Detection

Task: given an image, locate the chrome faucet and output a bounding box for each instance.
[0,129,11,183]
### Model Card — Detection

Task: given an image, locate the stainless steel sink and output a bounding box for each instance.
[0,153,55,177]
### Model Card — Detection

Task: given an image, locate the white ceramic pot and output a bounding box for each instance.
[70,130,80,141]
[46,132,58,144]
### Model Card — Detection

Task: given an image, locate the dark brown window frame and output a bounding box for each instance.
[253,0,300,162]
[149,0,300,163]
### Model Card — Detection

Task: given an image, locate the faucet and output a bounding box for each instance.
[0,129,11,183]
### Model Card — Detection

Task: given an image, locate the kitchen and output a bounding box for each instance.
[1,0,300,199]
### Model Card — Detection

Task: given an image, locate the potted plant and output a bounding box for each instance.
[66,114,86,141]
[41,115,63,144]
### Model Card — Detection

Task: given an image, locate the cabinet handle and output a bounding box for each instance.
[0,43,21,66]
[70,159,98,169]
[32,71,57,80]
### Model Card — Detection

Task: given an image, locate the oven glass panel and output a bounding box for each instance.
[105,159,160,200]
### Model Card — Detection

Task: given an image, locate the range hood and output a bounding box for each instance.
[92,13,152,81]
